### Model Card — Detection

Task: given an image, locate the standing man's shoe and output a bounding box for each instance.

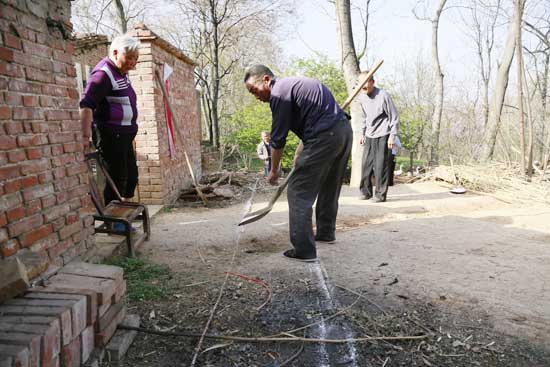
[374,196,386,203]
[358,194,372,200]
[315,234,336,244]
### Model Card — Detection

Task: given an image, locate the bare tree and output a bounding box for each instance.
[523,3,550,168]
[461,0,502,128]
[334,0,373,187]
[72,0,150,35]
[481,0,525,161]
[516,0,526,174]
[176,0,288,148]
[414,0,448,166]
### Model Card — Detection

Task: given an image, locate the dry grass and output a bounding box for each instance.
[426,163,550,205]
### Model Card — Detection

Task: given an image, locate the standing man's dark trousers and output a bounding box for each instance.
[98,128,138,206]
[360,134,392,201]
[287,122,353,259]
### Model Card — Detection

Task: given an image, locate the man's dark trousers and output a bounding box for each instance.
[287,121,352,259]
[360,134,392,200]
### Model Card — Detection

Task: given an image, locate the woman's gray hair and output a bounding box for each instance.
[244,64,275,84]
[109,34,140,55]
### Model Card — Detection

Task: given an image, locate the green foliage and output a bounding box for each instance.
[104,257,172,301]
[289,56,347,105]
[396,156,426,172]
[223,55,347,171]
[399,108,428,152]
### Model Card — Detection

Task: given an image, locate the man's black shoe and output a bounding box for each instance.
[358,194,371,200]
[374,197,386,203]
[283,249,318,262]
[315,235,336,244]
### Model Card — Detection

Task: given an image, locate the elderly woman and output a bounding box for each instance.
[80,34,140,230]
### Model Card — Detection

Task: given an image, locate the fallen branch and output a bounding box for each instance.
[117,325,428,344]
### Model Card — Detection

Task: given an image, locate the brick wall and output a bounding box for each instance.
[0,0,95,270]
[73,24,202,205]
[134,27,201,205]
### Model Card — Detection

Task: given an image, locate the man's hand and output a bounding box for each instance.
[387,135,395,149]
[359,136,365,145]
[267,170,279,185]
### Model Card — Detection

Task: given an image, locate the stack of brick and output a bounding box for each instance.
[0,262,126,366]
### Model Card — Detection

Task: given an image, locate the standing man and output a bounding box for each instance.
[257,131,272,177]
[244,65,352,262]
[80,34,140,231]
[358,71,400,202]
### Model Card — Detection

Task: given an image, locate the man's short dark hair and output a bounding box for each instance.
[244,64,275,83]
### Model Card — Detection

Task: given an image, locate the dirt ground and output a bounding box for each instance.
[108,176,550,366]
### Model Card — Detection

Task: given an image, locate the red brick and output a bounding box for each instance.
[8,79,41,94]
[6,297,87,337]
[17,134,47,147]
[3,122,23,135]
[0,165,20,181]
[0,321,61,365]
[7,213,42,237]
[0,332,40,367]
[51,217,65,232]
[51,144,64,156]
[7,149,26,163]
[20,175,39,188]
[6,206,25,222]
[39,95,55,107]
[66,163,86,176]
[20,158,50,175]
[30,122,49,134]
[65,212,79,225]
[48,132,73,144]
[81,325,94,363]
[42,84,67,97]
[38,171,54,184]
[43,203,70,223]
[25,199,41,216]
[19,224,53,248]
[0,344,29,367]
[0,213,6,227]
[62,142,79,153]
[3,92,22,106]
[58,221,81,240]
[95,305,126,346]
[25,147,43,159]
[46,273,117,306]
[0,135,16,150]
[22,183,54,201]
[0,47,14,62]
[30,287,98,327]
[0,106,10,119]
[115,280,127,303]
[0,192,22,212]
[47,238,73,259]
[3,178,21,194]
[22,95,39,107]
[25,66,54,83]
[56,191,68,204]
[0,228,7,243]
[41,194,57,209]
[63,335,81,367]
[3,33,22,50]
[0,239,19,258]
[13,106,44,120]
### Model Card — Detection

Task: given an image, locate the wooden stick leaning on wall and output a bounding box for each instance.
[154,69,208,205]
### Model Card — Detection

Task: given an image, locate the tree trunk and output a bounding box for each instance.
[335,0,363,187]
[211,3,221,148]
[516,0,526,175]
[481,1,523,161]
[114,0,127,33]
[541,54,549,167]
[429,0,447,166]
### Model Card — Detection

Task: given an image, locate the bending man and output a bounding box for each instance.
[244,65,352,262]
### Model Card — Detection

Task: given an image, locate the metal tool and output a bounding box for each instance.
[238,60,384,226]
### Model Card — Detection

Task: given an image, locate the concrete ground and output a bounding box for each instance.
[136,180,550,364]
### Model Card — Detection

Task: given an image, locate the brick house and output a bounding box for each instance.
[73,24,202,205]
